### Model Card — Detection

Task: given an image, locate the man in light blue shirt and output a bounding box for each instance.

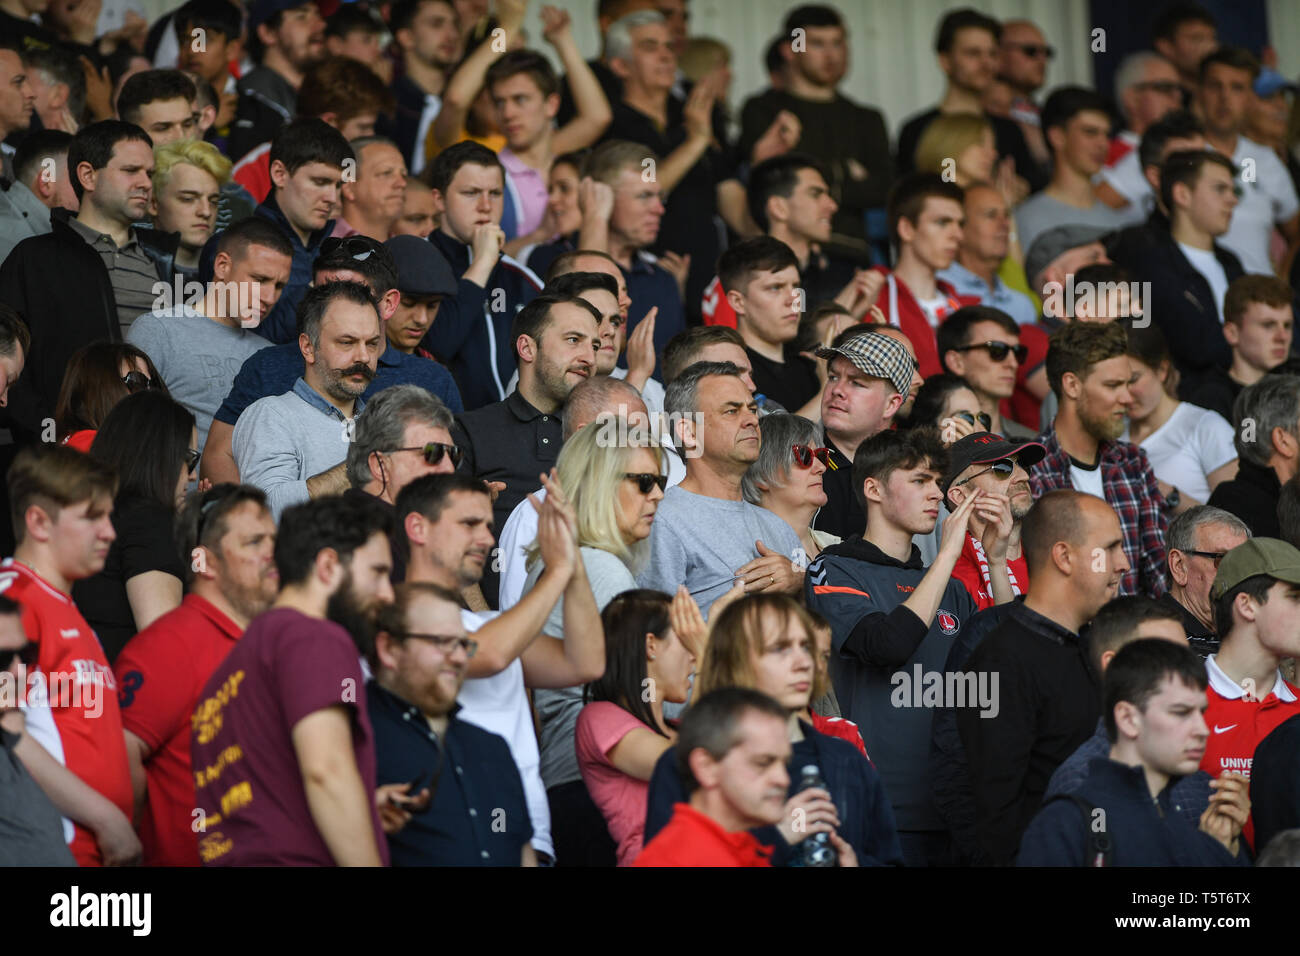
[234,281,384,519]
[938,183,1037,327]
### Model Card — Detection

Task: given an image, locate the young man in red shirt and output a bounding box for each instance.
[1205,538,1300,848]
[635,687,857,867]
[942,432,1045,609]
[113,484,279,866]
[1,445,138,866]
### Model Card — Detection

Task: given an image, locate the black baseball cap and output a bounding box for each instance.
[941,432,1046,498]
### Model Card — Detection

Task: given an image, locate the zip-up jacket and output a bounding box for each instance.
[423,230,542,411]
[229,66,295,164]
[805,535,977,832]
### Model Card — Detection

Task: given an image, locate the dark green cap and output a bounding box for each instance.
[1210,538,1300,600]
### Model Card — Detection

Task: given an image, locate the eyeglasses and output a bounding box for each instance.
[123,370,158,392]
[791,445,831,468]
[394,632,478,657]
[954,341,1028,364]
[1134,80,1181,96]
[392,442,463,468]
[956,458,1016,486]
[625,472,667,494]
[1185,550,1229,568]
[320,236,379,262]
[186,448,201,475]
[953,410,993,432]
[1012,43,1055,59]
[0,641,38,669]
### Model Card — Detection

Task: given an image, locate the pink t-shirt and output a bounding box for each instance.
[575,701,659,867]
[500,149,549,239]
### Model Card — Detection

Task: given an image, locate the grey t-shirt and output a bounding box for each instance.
[0,730,76,866]
[126,305,272,452]
[527,546,637,790]
[1014,193,1126,258]
[636,486,803,615]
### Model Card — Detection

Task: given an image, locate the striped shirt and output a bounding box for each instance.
[67,218,160,336]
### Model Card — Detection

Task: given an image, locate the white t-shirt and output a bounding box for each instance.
[1220,135,1300,275]
[917,293,949,330]
[1099,140,1153,228]
[455,609,552,858]
[1122,402,1236,506]
[1178,242,1229,322]
[1068,458,1105,499]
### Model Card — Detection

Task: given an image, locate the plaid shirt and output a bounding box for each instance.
[1029,423,1168,598]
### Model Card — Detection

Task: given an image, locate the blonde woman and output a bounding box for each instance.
[520,416,668,865]
[640,594,901,866]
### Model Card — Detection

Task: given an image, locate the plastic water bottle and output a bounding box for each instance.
[755,393,787,417]
[792,765,837,867]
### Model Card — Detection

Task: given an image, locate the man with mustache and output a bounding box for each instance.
[451,292,600,607]
[942,432,1045,610]
[1028,320,1168,597]
[191,494,395,865]
[234,281,384,520]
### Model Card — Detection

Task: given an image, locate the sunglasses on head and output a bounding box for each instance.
[954,411,993,431]
[123,370,157,392]
[393,442,463,468]
[0,641,38,670]
[791,444,831,468]
[320,236,379,262]
[957,458,1017,486]
[625,472,667,494]
[955,341,1028,364]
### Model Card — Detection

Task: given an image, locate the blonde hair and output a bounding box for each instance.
[695,594,816,700]
[914,113,992,178]
[152,139,232,195]
[680,37,729,85]
[525,414,663,572]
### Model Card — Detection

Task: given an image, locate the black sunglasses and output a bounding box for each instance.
[957,458,1016,486]
[625,472,667,494]
[393,442,463,468]
[0,641,38,669]
[791,444,831,468]
[954,410,993,431]
[123,370,158,392]
[1186,550,1229,568]
[393,632,479,657]
[186,448,200,475]
[1013,43,1055,59]
[955,341,1028,364]
[1135,80,1181,96]
[320,236,380,261]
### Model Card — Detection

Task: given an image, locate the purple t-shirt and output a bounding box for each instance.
[191,607,389,866]
[575,701,658,867]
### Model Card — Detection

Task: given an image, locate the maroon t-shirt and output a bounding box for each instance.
[191,607,390,866]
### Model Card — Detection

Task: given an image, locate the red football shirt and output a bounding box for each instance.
[634,803,773,867]
[113,594,243,866]
[1200,656,1300,850]
[951,534,1030,611]
[0,558,132,866]
[701,275,738,328]
[810,712,869,759]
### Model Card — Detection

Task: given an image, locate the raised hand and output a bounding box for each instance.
[974,490,1013,563]
[625,307,657,384]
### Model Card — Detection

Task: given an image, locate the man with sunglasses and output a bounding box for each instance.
[1096,52,1182,220]
[994,19,1053,173]
[112,485,279,866]
[368,582,536,865]
[1161,506,1250,658]
[943,431,1045,610]
[0,595,76,865]
[938,305,1036,441]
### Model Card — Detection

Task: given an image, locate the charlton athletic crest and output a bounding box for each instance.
[937,610,959,636]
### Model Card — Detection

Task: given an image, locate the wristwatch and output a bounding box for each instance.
[1165,486,1181,511]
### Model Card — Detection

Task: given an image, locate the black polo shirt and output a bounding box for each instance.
[621,252,686,382]
[452,389,563,606]
[812,434,863,540]
[747,344,821,413]
[1156,591,1218,658]
[367,682,533,866]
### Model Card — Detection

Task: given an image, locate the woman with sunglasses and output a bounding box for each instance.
[905,373,989,445]
[54,343,168,452]
[575,588,703,866]
[519,416,668,865]
[642,593,902,866]
[72,392,197,663]
[742,414,840,564]
[1124,324,1238,515]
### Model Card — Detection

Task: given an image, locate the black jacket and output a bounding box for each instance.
[0,209,178,438]
[1207,458,1281,537]
[956,600,1100,865]
[1107,212,1244,379]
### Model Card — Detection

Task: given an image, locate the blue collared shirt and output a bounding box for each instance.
[938,261,1038,327]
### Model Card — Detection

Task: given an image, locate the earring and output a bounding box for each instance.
[649,653,656,660]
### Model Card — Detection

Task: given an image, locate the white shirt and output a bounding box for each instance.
[455,609,552,857]
[1178,242,1229,322]
[1099,141,1153,228]
[1122,402,1236,505]
[1220,134,1300,275]
[1069,458,1105,499]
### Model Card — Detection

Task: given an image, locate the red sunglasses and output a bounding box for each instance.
[792,444,831,468]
